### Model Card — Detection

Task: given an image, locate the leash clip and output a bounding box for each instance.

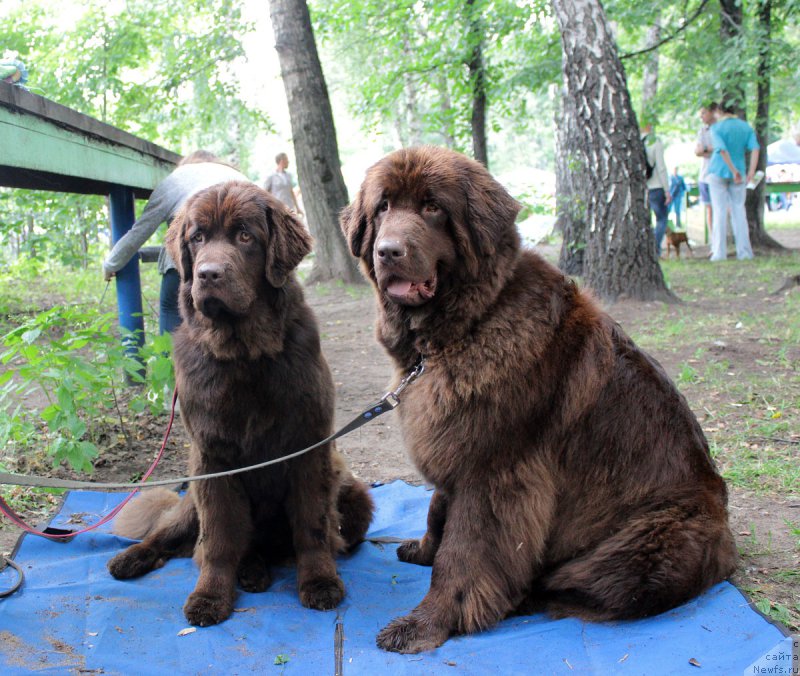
[384,357,425,405]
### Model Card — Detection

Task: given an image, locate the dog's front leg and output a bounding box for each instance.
[397,488,448,566]
[377,481,555,653]
[108,493,198,579]
[184,476,252,626]
[287,448,345,610]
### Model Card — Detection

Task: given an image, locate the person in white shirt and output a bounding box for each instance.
[694,102,719,232]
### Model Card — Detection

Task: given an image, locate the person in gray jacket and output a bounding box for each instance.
[102,151,250,334]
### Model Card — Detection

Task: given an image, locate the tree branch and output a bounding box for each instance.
[620,0,711,60]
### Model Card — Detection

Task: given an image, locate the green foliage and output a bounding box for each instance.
[0,0,272,267]
[128,331,175,414]
[515,184,556,220]
[312,0,558,165]
[0,305,173,474]
[609,0,800,138]
[755,598,796,628]
[2,0,267,161]
[0,189,108,269]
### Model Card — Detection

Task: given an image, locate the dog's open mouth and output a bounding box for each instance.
[384,276,437,306]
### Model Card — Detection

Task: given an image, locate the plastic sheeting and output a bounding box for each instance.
[0,481,790,674]
[767,138,800,165]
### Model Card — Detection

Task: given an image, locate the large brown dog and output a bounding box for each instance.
[340,146,736,653]
[108,181,373,626]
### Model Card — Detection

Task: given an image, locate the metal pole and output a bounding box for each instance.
[108,185,145,379]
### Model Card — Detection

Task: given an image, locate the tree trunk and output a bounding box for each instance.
[641,16,661,108]
[268,0,362,284]
[718,0,746,115]
[438,71,457,150]
[747,0,784,250]
[555,90,587,276]
[466,0,488,167]
[551,0,674,302]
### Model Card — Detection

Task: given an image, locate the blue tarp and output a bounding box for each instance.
[0,481,790,674]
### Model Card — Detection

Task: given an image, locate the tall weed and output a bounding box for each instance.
[0,306,173,473]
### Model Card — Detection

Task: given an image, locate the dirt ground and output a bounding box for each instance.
[1,229,798,631]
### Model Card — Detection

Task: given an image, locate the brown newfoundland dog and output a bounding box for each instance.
[340,146,737,653]
[108,181,373,627]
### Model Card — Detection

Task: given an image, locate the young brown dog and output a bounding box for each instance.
[341,147,736,654]
[664,230,693,259]
[108,182,373,626]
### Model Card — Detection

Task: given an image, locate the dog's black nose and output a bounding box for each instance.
[376,239,406,261]
[196,262,225,284]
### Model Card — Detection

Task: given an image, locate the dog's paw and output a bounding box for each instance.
[237,558,272,593]
[397,538,435,566]
[184,591,234,627]
[107,544,162,579]
[376,614,449,654]
[299,574,345,610]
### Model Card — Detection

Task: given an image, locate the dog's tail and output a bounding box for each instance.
[332,451,375,551]
[112,488,181,540]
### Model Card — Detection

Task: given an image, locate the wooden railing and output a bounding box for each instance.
[0,81,180,357]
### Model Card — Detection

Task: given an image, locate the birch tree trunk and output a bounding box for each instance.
[551,0,673,302]
[555,90,587,276]
[269,0,362,284]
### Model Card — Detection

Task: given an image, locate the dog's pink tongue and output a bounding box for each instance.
[388,280,413,296]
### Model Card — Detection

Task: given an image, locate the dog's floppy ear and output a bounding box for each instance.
[264,198,313,288]
[456,163,521,276]
[165,204,194,282]
[339,189,373,260]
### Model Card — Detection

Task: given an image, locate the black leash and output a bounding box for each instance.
[0,359,425,598]
[0,358,425,493]
[0,554,24,599]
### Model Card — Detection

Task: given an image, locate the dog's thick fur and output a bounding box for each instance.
[108,182,374,626]
[340,146,736,654]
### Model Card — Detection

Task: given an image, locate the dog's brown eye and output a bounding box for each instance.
[378,200,389,213]
[424,202,439,214]
[239,230,252,243]
[191,231,204,244]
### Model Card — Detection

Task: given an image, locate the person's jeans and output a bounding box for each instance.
[649,188,669,255]
[159,268,182,335]
[671,198,684,229]
[707,174,753,261]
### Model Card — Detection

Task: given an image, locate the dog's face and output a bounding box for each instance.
[166,181,312,322]
[340,147,521,309]
[371,189,457,307]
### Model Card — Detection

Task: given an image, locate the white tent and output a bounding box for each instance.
[767,138,800,165]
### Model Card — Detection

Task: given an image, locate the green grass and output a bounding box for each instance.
[620,247,800,498]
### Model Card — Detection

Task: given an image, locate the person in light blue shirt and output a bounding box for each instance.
[668,167,687,230]
[707,102,760,261]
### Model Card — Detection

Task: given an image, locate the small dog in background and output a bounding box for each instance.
[664,230,693,259]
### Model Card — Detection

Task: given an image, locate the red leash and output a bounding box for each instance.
[0,390,179,541]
